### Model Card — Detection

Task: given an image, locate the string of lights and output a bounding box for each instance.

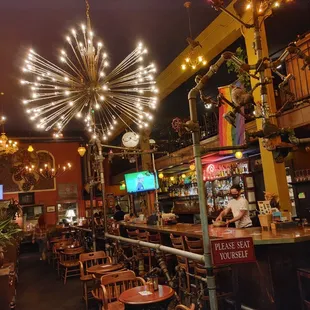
[20,23,158,140]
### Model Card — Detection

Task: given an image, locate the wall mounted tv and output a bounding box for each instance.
[0,185,3,200]
[124,171,158,193]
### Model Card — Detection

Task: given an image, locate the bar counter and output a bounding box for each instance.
[120,222,310,310]
[120,222,310,245]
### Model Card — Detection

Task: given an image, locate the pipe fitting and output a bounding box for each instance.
[188,87,199,100]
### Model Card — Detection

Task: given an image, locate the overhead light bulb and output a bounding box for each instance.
[158,172,164,179]
[235,151,243,159]
[181,64,186,70]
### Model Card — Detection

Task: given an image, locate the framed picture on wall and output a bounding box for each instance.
[46,205,56,213]
[18,192,35,205]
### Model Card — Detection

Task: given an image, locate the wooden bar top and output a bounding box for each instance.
[120,222,310,245]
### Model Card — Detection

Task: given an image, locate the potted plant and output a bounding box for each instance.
[0,201,21,268]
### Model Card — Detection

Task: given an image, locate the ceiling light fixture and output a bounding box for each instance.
[37,162,72,179]
[21,0,157,141]
[181,2,207,71]
[0,116,18,155]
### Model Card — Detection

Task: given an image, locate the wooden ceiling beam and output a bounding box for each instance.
[109,0,251,141]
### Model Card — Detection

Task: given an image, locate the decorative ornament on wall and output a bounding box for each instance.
[9,149,56,192]
[10,149,39,192]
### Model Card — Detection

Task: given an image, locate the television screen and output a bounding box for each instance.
[124,171,158,193]
[0,185,3,200]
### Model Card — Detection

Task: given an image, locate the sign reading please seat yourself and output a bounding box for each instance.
[211,237,256,265]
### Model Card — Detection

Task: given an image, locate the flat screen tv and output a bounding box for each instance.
[124,171,158,193]
[0,185,3,200]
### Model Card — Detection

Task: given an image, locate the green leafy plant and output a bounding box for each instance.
[226,47,251,89]
[0,218,21,247]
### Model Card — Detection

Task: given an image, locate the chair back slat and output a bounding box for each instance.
[79,251,112,277]
[126,229,138,239]
[170,234,188,265]
[101,270,145,300]
[148,232,161,244]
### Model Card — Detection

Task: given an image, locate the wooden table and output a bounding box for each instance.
[119,285,175,310]
[87,263,124,277]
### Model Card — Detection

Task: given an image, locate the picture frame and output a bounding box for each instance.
[46,205,56,213]
[245,176,254,188]
[18,192,35,205]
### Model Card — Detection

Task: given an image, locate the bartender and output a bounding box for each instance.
[216,184,252,228]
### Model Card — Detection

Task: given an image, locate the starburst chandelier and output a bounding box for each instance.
[20,0,158,140]
[0,115,18,155]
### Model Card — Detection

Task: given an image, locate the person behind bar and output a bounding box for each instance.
[216,184,252,228]
[113,205,125,222]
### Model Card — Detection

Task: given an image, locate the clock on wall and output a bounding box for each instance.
[122,132,140,148]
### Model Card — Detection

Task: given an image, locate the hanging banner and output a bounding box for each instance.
[218,83,245,154]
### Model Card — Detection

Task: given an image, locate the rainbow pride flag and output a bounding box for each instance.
[218,84,245,153]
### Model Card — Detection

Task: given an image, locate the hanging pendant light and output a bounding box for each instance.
[181,2,207,71]
[27,145,34,152]
[77,146,86,157]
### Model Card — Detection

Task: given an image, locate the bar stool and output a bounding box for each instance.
[184,236,233,305]
[126,228,139,256]
[297,268,310,309]
[137,230,152,272]
[170,234,191,294]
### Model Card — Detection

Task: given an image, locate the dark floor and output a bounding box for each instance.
[17,251,97,310]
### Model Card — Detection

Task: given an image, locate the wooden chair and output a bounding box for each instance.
[59,246,85,284]
[125,228,139,259]
[95,270,146,310]
[170,234,191,294]
[53,240,73,275]
[175,304,195,310]
[79,251,112,309]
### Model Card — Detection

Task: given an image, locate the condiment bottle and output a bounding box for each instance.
[148,281,154,293]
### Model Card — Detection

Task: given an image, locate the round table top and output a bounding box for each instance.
[118,285,175,305]
[87,263,124,275]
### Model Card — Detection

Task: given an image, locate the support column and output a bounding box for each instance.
[140,129,155,216]
[244,20,291,211]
